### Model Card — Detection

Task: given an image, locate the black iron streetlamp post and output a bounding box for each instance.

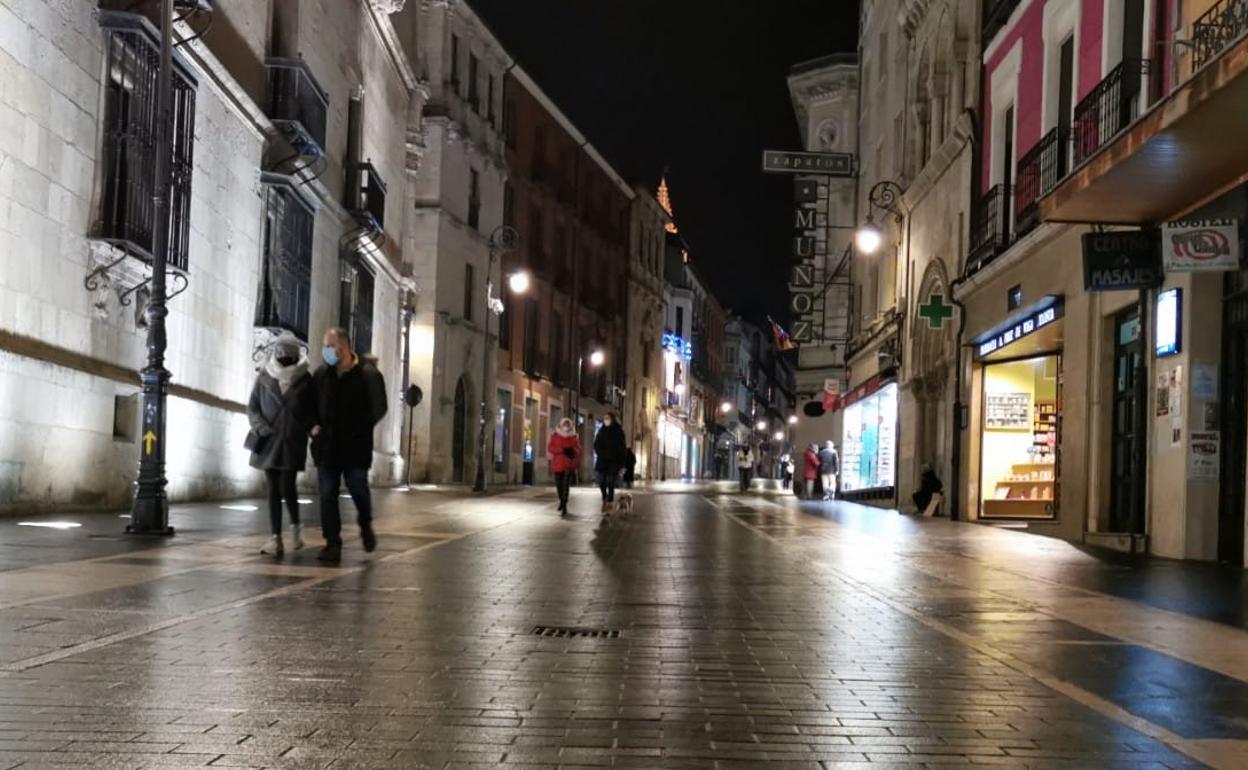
[129,0,176,536]
[473,225,521,494]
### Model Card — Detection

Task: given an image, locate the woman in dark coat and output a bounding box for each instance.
[593,411,627,510]
[247,334,316,557]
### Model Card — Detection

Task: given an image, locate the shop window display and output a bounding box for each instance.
[980,356,1059,519]
[840,383,898,492]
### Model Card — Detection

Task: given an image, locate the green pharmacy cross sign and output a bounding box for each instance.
[918,294,954,329]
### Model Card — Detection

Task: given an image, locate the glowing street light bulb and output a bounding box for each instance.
[507,270,530,294]
[773,431,784,442]
[855,221,884,255]
[589,349,605,367]
[720,401,733,414]
[756,420,767,431]
[788,415,798,425]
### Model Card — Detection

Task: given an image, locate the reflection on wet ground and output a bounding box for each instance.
[0,484,1242,767]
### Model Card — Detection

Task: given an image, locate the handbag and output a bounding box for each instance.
[243,429,269,454]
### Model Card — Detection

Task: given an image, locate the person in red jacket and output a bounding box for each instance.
[548,417,581,515]
[802,443,820,500]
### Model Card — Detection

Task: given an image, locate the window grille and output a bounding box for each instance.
[266,57,329,158]
[339,255,375,355]
[255,177,315,340]
[97,12,197,273]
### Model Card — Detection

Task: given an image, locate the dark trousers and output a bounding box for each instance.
[598,471,617,502]
[738,469,752,492]
[555,471,573,507]
[318,466,372,545]
[264,469,300,534]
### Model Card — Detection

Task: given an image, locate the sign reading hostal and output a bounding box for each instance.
[1162,219,1240,272]
[1082,231,1162,291]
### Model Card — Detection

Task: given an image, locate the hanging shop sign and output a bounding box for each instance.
[973,299,1064,360]
[822,377,842,411]
[1082,230,1162,291]
[662,333,692,361]
[763,150,855,177]
[1162,219,1240,272]
[917,293,955,329]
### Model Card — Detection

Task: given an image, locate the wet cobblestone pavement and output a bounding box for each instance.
[1,484,1246,768]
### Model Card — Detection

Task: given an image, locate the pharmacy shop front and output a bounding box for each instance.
[969,298,1064,521]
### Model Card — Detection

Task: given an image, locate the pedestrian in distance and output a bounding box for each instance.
[735,444,755,493]
[548,417,581,516]
[310,328,388,562]
[246,332,316,557]
[781,453,794,491]
[802,443,820,500]
[593,411,627,511]
[623,446,638,489]
[818,440,840,501]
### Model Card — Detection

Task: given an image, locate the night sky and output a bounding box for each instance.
[470,0,859,324]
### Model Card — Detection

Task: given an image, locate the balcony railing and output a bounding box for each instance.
[1073,58,1151,166]
[1015,127,1068,237]
[349,162,387,232]
[267,57,329,158]
[967,184,1012,271]
[1192,0,1248,71]
[983,0,1022,46]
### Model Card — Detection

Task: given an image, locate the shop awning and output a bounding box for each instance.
[970,296,1065,362]
[1041,36,1248,225]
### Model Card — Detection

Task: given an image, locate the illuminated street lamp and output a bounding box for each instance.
[507,269,531,295]
[773,431,784,442]
[755,420,767,431]
[787,414,798,425]
[589,349,605,368]
[720,401,733,414]
[855,180,904,256]
[854,222,883,255]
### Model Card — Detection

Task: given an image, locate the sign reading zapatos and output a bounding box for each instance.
[1082,230,1163,292]
[1162,219,1241,272]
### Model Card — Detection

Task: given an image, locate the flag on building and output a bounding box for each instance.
[769,317,797,351]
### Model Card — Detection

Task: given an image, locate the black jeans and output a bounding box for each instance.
[318,466,372,545]
[555,471,573,507]
[598,471,617,502]
[738,469,752,492]
[264,469,300,534]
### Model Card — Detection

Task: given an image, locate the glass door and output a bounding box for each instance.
[1109,305,1142,532]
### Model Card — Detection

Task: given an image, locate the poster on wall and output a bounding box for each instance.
[839,383,898,492]
[1189,431,1220,480]
[985,393,1031,429]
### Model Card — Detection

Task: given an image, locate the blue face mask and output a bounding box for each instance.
[322,345,340,367]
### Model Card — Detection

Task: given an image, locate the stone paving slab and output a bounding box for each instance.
[0,487,1234,768]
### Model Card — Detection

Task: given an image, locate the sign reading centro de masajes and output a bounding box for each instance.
[1082,230,1163,292]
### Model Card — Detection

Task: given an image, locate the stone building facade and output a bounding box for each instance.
[495,66,633,485]
[0,0,419,512]
[625,186,669,481]
[397,0,508,484]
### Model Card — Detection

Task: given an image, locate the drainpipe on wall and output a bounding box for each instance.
[949,107,982,523]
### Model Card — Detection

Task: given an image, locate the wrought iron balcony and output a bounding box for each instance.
[966,184,1012,272]
[1192,0,1248,71]
[266,57,329,159]
[983,0,1022,46]
[349,161,387,232]
[1015,127,1068,237]
[1073,58,1151,166]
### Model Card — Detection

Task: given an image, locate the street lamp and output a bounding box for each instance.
[720,401,732,414]
[854,180,904,256]
[756,420,767,432]
[773,430,784,442]
[474,225,521,494]
[788,414,798,425]
[129,0,176,536]
[507,269,530,295]
[589,349,605,368]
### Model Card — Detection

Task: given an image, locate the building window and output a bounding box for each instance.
[528,205,544,269]
[499,291,512,350]
[503,98,516,148]
[642,337,651,378]
[675,307,684,338]
[550,313,564,384]
[449,34,460,89]
[98,12,197,272]
[502,182,514,228]
[338,255,375,355]
[255,180,315,340]
[523,299,539,374]
[468,52,480,111]
[486,74,496,123]
[464,262,475,322]
[468,168,481,230]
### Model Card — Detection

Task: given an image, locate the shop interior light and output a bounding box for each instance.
[297,499,314,504]
[220,504,259,512]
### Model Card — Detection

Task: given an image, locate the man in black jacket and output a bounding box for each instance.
[311,328,388,562]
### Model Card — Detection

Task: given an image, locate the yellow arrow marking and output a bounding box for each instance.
[143,431,157,455]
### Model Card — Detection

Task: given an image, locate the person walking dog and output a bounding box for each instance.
[311,328,388,562]
[246,333,316,557]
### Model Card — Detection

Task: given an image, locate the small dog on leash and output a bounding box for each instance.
[615,493,634,514]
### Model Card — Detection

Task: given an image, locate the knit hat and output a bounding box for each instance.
[272,332,301,359]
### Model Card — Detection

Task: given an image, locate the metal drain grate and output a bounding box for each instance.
[532,625,621,639]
